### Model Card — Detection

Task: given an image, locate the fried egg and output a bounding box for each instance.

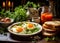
[27,23,35,30]
[12,26,24,32]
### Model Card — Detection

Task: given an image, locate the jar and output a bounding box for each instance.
[41,6,53,24]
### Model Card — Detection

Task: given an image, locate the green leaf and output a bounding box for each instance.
[45,37,49,41]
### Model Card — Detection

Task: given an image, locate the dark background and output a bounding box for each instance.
[0,0,60,18]
[0,0,50,7]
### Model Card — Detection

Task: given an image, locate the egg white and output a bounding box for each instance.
[12,27,17,32]
[22,23,27,28]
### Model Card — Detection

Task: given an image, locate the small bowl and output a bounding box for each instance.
[8,22,42,37]
[0,18,14,28]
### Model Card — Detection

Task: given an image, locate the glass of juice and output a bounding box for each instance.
[41,6,53,24]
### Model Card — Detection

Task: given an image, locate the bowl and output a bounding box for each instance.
[0,18,14,28]
[8,22,42,37]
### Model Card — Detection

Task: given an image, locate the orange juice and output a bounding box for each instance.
[41,12,53,24]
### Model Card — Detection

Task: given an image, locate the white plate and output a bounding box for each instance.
[8,22,42,36]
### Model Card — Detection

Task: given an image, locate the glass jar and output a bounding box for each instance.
[41,6,53,24]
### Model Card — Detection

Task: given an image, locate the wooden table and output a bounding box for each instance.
[0,33,60,43]
[0,18,60,43]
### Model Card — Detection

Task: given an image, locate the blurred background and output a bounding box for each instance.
[0,0,60,18]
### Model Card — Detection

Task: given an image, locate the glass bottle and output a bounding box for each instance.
[41,6,53,24]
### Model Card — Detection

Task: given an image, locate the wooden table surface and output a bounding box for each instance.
[0,33,60,43]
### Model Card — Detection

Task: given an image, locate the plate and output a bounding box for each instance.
[8,22,42,36]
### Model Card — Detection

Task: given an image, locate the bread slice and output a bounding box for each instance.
[44,21,60,26]
[43,31,55,37]
[43,27,56,33]
[44,21,60,30]
[43,24,53,29]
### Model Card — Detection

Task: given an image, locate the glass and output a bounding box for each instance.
[32,17,40,23]
[41,6,53,24]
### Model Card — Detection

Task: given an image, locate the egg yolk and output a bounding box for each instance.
[16,26,23,32]
[28,23,34,28]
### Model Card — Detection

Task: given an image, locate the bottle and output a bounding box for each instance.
[41,6,53,24]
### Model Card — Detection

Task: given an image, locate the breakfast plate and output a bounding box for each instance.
[8,22,42,36]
